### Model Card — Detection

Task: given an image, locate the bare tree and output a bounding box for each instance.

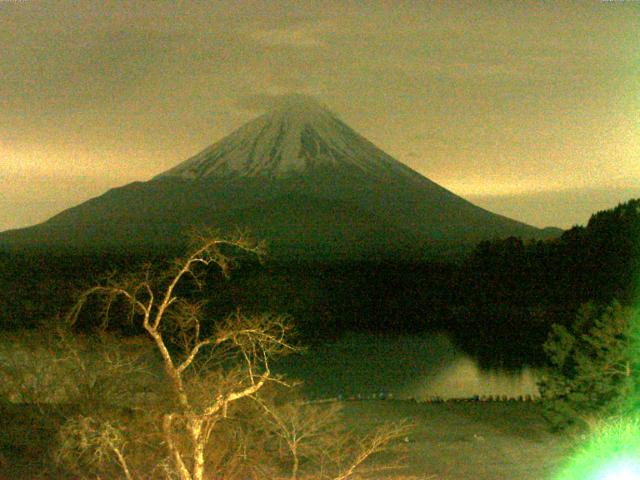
[66,234,295,480]
[256,391,343,479]
[54,233,416,480]
[255,390,413,480]
[0,323,152,413]
[56,415,136,480]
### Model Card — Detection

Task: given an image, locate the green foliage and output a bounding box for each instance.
[459,199,640,362]
[539,301,640,430]
[554,414,640,480]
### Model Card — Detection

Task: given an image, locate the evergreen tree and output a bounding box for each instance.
[539,301,640,431]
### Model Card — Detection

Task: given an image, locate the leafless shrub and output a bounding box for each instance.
[250,384,414,480]
[0,323,154,412]
[56,415,135,480]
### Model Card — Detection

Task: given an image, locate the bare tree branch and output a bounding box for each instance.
[52,233,412,480]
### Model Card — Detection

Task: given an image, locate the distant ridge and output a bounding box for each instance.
[0,95,559,258]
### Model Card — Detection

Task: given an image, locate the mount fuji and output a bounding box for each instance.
[0,96,557,258]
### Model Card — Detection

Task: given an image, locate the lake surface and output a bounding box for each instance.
[275,332,541,400]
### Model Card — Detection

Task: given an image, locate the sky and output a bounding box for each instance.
[1,0,639,231]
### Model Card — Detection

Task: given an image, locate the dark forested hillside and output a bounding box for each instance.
[1,199,638,369]
[451,198,640,367]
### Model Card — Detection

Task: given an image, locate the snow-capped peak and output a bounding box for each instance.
[156,95,415,180]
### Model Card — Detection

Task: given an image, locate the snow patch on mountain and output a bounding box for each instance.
[157,96,416,180]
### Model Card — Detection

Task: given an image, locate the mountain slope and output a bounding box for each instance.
[157,95,419,181]
[0,97,557,257]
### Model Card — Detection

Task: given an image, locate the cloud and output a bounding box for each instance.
[236,93,287,112]
[467,184,640,229]
[423,61,537,82]
[249,23,329,48]
[235,89,325,113]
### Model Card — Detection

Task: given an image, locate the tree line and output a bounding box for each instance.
[1,199,638,369]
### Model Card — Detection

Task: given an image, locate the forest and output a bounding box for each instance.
[1,199,638,369]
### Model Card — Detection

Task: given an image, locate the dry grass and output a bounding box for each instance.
[1,399,572,480]
[337,400,572,480]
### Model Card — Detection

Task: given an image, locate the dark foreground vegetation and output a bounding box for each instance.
[1,199,638,368]
[0,199,638,478]
[0,398,570,480]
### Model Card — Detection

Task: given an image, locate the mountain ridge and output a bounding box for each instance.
[0,97,560,258]
[156,96,420,182]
